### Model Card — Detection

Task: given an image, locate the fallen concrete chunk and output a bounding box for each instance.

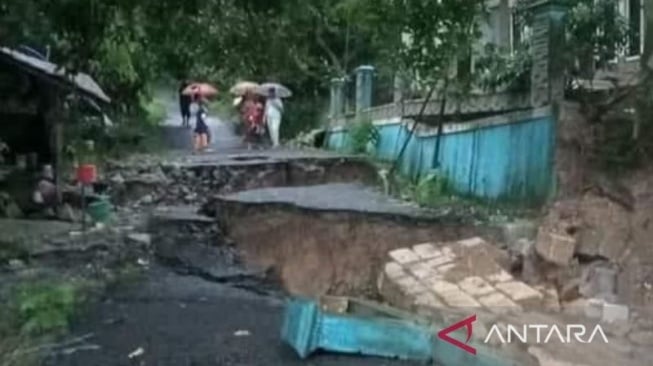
[127,233,152,246]
[535,230,576,266]
[580,264,617,300]
[602,302,629,323]
[585,298,604,319]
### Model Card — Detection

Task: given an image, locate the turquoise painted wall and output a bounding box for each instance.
[326,114,555,204]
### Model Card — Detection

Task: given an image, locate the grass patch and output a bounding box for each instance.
[0,278,99,366]
[12,280,94,336]
[347,118,380,154]
[375,161,537,222]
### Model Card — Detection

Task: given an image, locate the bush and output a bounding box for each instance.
[348,119,380,154]
[413,170,450,206]
[12,281,86,336]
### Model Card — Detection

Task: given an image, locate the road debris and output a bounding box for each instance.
[233,329,251,337]
[128,347,145,359]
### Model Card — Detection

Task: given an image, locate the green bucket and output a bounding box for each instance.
[86,198,113,223]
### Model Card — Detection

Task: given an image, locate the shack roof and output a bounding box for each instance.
[0,47,111,103]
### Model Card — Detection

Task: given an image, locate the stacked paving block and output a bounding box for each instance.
[378,237,545,315]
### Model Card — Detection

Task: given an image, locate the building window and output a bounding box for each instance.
[619,0,644,57]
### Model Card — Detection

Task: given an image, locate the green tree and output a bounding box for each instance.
[359,0,486,172]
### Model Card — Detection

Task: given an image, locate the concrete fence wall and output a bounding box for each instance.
[325,107,555,205]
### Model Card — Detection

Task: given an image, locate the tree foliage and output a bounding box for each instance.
[0,0,379,117]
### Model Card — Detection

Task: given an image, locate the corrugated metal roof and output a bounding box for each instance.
[0,47,111,103]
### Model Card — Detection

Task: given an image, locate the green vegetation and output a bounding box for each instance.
[0,279,91,366]
[14,282,79,336]
[347,119,379,154]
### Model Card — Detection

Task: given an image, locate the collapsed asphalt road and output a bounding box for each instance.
[44,266,422,366]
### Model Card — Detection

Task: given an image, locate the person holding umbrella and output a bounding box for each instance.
[182,82,218,152]
[264,87,284,147]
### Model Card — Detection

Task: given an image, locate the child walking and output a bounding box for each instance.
[193,96,210,152]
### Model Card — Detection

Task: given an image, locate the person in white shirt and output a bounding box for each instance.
[264,88,283,147]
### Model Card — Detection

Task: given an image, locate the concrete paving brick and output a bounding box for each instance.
[478,291,522,314]
[406,261,437,280]
[486,270,514,283]
[413,292,445,309]
[412,243,441,260]
[435,263,456,274]
[458,276,496,297]
[495,281,544,307]
[535,230,576,266]
[388,248,421,265]
[425,254,455,269]
[457,237,486,248]
[428,280,461,297]
[383,261,407,279]
[441,246,455,257]
[396,276,429,295]
[440,289,482,308]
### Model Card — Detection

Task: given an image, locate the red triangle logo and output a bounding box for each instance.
[437,314,477,355]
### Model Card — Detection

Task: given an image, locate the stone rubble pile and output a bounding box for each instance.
[378,238,548,315]
[378,236,653,366]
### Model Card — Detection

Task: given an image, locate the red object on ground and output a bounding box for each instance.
[77,164,97,184]
[182,83,218,97]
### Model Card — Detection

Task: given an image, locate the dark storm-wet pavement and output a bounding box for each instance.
[45,266,422,366]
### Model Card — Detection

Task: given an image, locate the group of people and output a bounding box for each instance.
[178,80,284,153]
[237,88,283,148]
[179,81,211,153]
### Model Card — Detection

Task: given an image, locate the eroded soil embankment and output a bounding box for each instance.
[213,201,499,298]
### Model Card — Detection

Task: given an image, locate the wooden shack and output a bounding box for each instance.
[0,47,110,187]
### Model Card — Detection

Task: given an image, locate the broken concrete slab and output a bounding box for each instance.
[379,238,545,315]
[580,264,618,300]
[127,233,152,246]
[602,302,630,323]
[535,230,576,266]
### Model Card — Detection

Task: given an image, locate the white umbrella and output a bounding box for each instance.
[229,81,259,96]
[256,82,292,98]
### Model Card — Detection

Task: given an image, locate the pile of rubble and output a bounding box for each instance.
[106,163,284,207]
[377,236,653,366]
[378,238,554,315]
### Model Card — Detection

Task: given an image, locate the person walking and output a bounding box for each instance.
[193,95,210,152]
[179,80,192,127]
[264,87,283,147]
